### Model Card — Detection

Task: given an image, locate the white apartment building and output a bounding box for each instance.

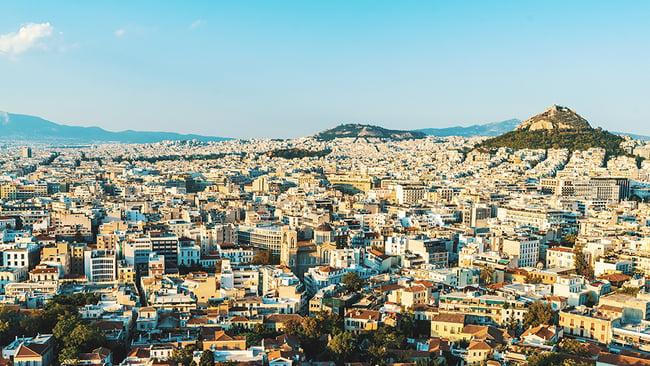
[428,267,477,288]
[502,237,540,268]
[497,206,564,230]
[394,185,426,205]
[237,224,295,255]
[546,246,574,268]
[84,249,117,282]
[553,275,592,306]
[216,243,254,264]
[303,266,346,297]
[0,266,27,294]
[124,237,152,266]
[167,219,192,238]
[329,248,363,268]
[220,260,259,295]
[178,241,201,266]
[594,258,633,277]
[2,243,40,269]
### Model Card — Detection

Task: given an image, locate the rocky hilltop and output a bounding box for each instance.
[515,104,591,131]
[313,124,426,141]
[475,105,626,155]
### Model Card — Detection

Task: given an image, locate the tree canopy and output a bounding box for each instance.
[170,344,198,366]
[199,350,214,366]
[522,301,556,330]
[249,249,279,265]
[475,127,627,157]
[573,244,594,278]
[328,332,356,364]
[342,272,364,292]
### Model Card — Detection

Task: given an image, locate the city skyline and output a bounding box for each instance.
[2,1,650,139]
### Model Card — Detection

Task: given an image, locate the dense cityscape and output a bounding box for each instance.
[4,1,650,365]
[0,105,650,366]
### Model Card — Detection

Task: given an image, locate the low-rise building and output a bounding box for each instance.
[559,306,622,344]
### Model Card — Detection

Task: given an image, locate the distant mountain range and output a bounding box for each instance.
[0,111,231,144]
[1,110,647,144]
[313,124,426,141]
[415,119,521,137]
[615,131,650,141]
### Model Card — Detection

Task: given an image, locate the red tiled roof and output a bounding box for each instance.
[548,246,572,252]
[597,352,650,366]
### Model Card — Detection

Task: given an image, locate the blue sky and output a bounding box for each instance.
[1,1,650,139]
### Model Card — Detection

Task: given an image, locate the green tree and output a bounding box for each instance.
[573,245,593,278]
[284,319,302,336]
[68,322,104,350]
[398,310,416,338]
[249,250,271,265]
[479,267,494,286]
[526,352,562,366]
[618,286,640,295]
[0,306,21,346]
[442,350,461,366]
[53,314,82,348]
[504,313,520,335]
[525,352,592,366]
[199,350,214,366]
[524,274,542,284]
[522,301,555,330]
[415,357,444,366]
[59,346,80,366]
[382,330,404,349]
[300,316,320,339]
[342,272,363,292]
[315,311,344,334]
[559,338,588,356]
[240,323,280,348]
[585,291,597,307]
[47,293,100,308]
[328,332,356,365]
[171,344,198,366]
[562,234,576,246]
[52,314,105,353]
[367,344,386,366]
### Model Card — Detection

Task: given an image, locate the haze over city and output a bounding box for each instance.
[2,1,650,138]
[5,2,650,366]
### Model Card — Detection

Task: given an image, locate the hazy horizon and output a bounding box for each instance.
[2,1,650,139]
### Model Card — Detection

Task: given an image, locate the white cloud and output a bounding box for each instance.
[0,23,55,55]
[114,25,158,38]
[190,19,205,29]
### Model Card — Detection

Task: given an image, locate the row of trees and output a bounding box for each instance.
[248,249,280,265]
[226,311,425,366]
[476,127,627,157]
[526,352,591,366]
[0,293,105,365]
[266,148,332,159]
[175,300,557,366]
[113,153,232,164]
